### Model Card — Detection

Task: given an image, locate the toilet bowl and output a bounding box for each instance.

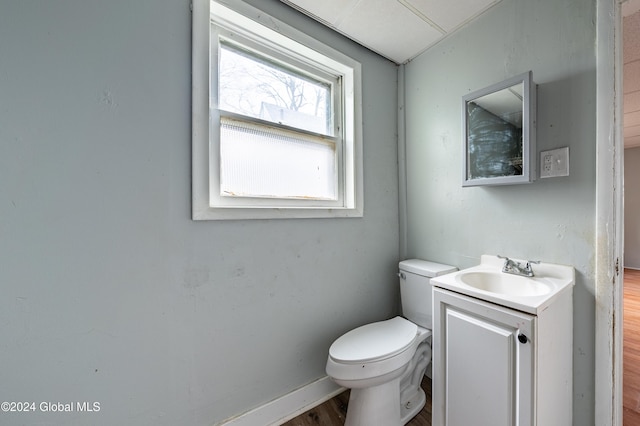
[326,317,431,425]
[325,260,456,426]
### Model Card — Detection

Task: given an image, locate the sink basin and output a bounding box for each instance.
[458,271,552,297]
[431,255,575,314]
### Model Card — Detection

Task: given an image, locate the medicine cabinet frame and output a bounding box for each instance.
[462,71,536,187]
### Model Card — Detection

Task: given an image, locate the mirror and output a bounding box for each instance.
[462,71,536,186]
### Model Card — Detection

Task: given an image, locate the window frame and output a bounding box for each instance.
[192,0,363,220]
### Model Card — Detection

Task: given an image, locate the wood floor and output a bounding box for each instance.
[625,268,640,425]
[281,376,432,426]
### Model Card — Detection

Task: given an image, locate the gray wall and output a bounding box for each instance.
[626,147,640,269]
[403,0,596,423]
[0,0,400,424]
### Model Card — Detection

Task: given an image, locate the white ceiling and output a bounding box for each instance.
[280,0,501,64]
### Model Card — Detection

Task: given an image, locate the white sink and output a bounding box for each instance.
[432,255,575,314]
[458,271,553,297]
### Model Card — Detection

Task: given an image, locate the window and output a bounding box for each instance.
[192,0,363,220]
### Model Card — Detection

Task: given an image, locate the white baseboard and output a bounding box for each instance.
[218,376,345,426]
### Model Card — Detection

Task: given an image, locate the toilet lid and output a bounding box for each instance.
[329,317,418,363]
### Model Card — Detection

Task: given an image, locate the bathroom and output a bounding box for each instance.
[0,0,609,425]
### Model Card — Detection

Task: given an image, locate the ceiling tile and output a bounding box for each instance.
[625,91,640,114]
[279,0,360,26]
[624,123,640,139]
[402,0,499,32]
[624,11,640,64]
[335,0,443,63]
[625,134,640,148]
[625,110,640,129]
[624,61,640,94]
[280,0,504,63]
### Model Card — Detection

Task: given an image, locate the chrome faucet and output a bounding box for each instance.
[497,255,540,277]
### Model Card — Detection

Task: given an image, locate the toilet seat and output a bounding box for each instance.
[329,317,418,363]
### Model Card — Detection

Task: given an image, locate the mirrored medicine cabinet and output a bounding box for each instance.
[462,71,536,187]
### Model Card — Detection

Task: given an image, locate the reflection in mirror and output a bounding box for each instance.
[462,71,535,186]
[467,83,523,177]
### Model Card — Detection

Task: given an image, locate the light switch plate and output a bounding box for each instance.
[540,147,569,178]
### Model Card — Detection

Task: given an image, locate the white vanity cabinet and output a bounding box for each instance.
[432,286,573,426]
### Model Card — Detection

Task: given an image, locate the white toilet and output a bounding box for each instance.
[325,259,457,426]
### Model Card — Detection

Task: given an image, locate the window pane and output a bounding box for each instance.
[219,43,332,136]
[220,117,337,200]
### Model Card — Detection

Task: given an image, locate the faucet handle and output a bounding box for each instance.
[497,255,515,266]
[526,260,541,266]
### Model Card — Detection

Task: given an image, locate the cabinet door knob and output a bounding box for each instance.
[518,334,528,344]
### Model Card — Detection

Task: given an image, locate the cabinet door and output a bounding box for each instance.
[432,288,535,426]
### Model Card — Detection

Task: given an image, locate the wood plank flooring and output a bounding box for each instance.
[281,376,432,426]
[625,268,640,425]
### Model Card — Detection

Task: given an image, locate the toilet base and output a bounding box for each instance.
[342,340,431,426]
[343,378,428,426]
[345,376,402,426]
[400,387,426,425]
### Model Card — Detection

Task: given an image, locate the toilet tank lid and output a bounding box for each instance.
[399,259,457,277]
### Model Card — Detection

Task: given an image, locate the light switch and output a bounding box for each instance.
[540,147,569,178]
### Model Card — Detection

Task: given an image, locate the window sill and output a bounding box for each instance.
[192,204,364,221]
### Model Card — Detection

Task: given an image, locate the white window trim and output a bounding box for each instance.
[192,0,363,220]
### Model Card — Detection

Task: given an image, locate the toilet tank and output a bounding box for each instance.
[399,259,457,329]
